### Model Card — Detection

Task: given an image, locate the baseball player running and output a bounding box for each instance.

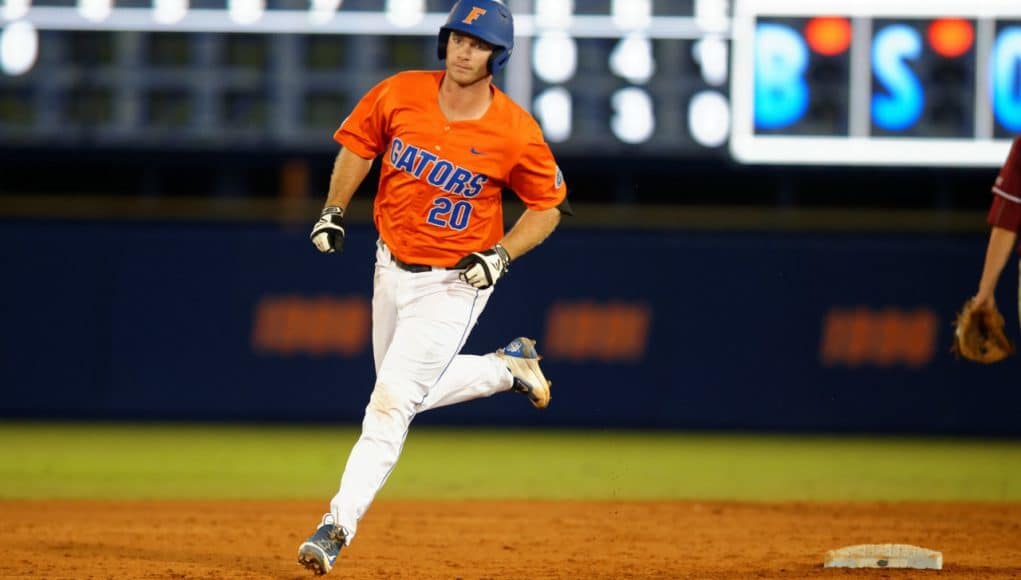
[971,135,1021,327]
[297,0,569,574]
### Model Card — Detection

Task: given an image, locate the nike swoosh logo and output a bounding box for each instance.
[470,147,485,155]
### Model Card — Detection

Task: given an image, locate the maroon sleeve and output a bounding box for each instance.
[987,138,1021,253]
[987,194,1021,233]
[991,136,1021,203]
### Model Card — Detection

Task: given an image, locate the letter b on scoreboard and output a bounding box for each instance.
[754,17,852,135]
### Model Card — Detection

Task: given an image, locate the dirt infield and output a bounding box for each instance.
[0,500,1018,579]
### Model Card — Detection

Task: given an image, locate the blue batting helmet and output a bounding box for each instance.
[437,0,515,74]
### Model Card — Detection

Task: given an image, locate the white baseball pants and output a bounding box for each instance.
[328,241,514,542]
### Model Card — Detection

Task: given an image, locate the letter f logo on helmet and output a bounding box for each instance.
[462,6,487,25]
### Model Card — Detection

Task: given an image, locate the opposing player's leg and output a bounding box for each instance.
[418,337,552,411]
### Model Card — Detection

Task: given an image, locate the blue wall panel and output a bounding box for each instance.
[1,220,1018,435]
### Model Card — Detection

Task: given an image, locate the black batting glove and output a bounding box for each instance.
[310,206,345,254]
[454,244,511,289]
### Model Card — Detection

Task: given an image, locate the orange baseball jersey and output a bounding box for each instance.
[988,136,1021,244]
[334,70,567,267]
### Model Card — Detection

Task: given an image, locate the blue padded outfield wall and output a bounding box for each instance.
[2,219,1019,436]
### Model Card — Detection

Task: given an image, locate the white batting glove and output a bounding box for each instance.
[310,206,345,254]
[454,244,511,289]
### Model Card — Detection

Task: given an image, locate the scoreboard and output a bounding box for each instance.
[0,0,732,158]
[731,0,1021,166]
[1,0,1019,166]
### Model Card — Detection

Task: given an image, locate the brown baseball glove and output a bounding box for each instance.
[951,299,1014,363]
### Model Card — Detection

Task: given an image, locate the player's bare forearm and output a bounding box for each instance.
[974,226,1018,308]
[324,147,374,210]
[500,207,561,261]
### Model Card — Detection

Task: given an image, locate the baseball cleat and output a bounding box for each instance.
[496,337,552,409]
[298,518,347,575]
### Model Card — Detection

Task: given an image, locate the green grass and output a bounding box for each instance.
[0,422,1018,501]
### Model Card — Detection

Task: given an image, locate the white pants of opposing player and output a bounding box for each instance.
[328,241,514,542]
